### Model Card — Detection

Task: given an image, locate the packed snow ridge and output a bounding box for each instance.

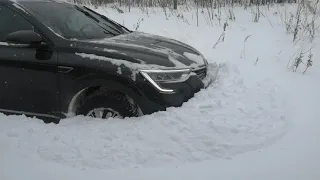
[0,61,289,170]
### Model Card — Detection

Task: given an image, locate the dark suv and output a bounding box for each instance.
[0,0,212,123]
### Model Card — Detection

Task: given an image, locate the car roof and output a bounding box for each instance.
[1,0,66,5]
[7,0,59,2]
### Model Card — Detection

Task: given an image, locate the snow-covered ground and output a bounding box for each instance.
[1,3,320,180]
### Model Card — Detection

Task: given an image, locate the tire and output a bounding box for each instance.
[76,91,139,119]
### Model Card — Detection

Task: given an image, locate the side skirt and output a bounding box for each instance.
[0,108,61,124]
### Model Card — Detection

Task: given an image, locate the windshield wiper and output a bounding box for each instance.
[75,5,100,23]
[74,5,117,36]
[83,6,131,33]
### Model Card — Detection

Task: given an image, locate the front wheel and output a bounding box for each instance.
[87,107,123,119]
[76,91,139,119]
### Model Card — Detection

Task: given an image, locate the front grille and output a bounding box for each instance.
[193,67,207,80]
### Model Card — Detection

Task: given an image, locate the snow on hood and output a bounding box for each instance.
[75,52,169,81]
[75,52,165,70]
[80,31,206,68]
[183,52,206,66]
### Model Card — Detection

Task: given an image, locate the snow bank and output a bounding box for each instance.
[0,61,288,170]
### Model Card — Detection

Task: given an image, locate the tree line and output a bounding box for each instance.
[72,0,298,9]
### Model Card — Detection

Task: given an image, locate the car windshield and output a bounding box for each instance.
[20,2,127,40]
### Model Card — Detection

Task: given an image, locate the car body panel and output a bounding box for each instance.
[0,2,61,121]
[0,0,211,122]
[75,31,206,68]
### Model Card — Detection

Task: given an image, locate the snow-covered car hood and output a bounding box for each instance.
[73,31,207,69]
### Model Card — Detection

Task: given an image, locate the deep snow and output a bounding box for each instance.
[1,2,320,180]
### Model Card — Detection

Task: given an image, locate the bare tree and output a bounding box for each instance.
[72,0,299,8]
[174,0,178,9]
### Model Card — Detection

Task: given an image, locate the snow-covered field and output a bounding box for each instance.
[1,2,320,180]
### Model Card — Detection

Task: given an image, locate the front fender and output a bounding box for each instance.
[59,73,144,117]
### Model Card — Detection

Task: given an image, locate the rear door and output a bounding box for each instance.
[0,4,60,119]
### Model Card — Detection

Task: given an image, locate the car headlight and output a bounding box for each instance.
[140,69,191,94]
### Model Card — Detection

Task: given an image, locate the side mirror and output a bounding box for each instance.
[5,30,43,45]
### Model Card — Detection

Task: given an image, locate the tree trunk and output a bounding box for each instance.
[173,0,178,9]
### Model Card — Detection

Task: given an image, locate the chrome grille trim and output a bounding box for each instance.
[193,66,207,80]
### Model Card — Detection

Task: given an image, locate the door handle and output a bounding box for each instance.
[58,66,73,73]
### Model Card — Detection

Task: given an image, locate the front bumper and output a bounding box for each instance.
[136,67,214,115]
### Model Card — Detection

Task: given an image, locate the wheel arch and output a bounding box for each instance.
[64,77,144,118]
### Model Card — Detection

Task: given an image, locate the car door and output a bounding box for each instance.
[0,5,60,120]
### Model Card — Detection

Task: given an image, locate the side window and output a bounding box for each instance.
[0,5,34,42]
